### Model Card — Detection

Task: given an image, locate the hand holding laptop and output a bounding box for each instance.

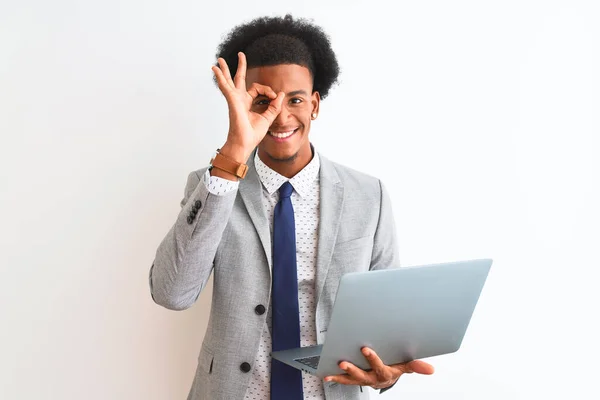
[324,346,435,389]
[271,259,492,389]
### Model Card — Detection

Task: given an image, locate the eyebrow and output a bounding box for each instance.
[287,90,309,97]
[256,90,309,98]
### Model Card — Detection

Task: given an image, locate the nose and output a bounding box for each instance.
[273,103,291,124]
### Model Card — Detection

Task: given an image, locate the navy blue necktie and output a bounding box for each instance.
[271,181,303,399]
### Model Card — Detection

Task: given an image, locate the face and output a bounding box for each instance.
[246,64,320,176]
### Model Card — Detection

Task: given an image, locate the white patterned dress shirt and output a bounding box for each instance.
[203,151,325,400]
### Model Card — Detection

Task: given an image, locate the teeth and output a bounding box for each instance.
[269,129,296,139]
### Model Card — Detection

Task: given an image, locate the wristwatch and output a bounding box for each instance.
[209,149,248,179]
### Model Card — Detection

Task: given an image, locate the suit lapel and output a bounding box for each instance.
[315,155,344,304]
[237,151,344,288]
[238,154,273,275]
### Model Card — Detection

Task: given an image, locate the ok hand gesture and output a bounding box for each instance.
[211,52,285,162]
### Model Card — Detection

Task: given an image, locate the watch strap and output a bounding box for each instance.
[210,149,248,179]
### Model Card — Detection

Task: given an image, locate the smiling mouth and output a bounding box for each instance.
[268,128,298,139]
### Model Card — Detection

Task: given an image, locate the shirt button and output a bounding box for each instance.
[254,304,266,315]
[240,362,251,373]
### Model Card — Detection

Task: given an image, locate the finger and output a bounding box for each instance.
[404,360,435,375]
[234,52,247,89]
[211,65,233,98]
[361,347,392,381]
[260,92,285,123]
[217,57,235,88]
[324,373,363,386]
[247,83,278,100]
[338,361,373,386]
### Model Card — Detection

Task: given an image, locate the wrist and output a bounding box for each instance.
[219,141,253,164]
[209,167,239,182]
[209,146,250,180]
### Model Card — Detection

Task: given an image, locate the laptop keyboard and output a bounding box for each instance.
[295,355,321,369]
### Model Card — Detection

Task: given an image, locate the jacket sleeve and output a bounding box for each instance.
[148,169,238,310]
[369,179,401,271]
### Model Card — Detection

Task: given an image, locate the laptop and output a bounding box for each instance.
[271,258,492,378]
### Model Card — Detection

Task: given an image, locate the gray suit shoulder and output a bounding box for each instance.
[324,156,383,196]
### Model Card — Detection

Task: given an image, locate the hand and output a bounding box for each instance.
[211,52,285,162]
[324,347,434,390]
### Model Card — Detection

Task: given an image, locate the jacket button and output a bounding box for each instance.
[187,216,193,224]
[194,200,202,209]
[240,362,251,373]
[254,304,266,315]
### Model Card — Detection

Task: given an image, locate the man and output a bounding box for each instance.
[149,14,434,400]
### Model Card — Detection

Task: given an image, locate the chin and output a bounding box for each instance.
[260,134,310,163]
[266,149,300,163]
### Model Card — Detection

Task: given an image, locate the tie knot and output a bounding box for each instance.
[279,182,294,199]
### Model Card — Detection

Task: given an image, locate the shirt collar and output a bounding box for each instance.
[254,149,321,198]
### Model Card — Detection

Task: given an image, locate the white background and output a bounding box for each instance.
[1,1,598,399]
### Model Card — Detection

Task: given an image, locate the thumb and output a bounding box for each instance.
[404,360,435,375]
[261,92,285,123]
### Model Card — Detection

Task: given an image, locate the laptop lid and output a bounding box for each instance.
[312,258,492,377]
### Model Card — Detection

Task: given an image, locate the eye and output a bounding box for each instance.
[290,98,303,104]
[255,99,270,106]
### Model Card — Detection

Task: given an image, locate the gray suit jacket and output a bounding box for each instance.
[149,152,400,400]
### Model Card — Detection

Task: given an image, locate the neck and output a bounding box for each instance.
[257,145,313,178]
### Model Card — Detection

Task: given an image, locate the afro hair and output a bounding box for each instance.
[215,14,340,99]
